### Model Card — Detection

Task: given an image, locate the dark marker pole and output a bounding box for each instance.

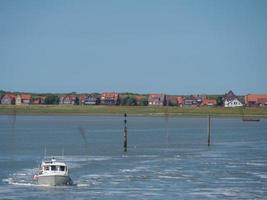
[208,114,211,146]
[123,113,128,153]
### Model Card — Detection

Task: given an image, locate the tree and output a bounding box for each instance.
[139,99,148,106]
[74,97,79,105]
[168,100,177,106]
[216,96,223,106]
[45,95,59,104]
[121,96,137,106]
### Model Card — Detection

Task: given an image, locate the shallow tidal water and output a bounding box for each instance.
[0,115,267,199]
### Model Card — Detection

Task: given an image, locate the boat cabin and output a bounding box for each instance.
[40,159,68,175]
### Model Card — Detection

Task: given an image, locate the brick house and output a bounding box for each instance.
[148,94,166,106]
[201,98,217,106]
[183,95,203,107]
[100,92,120,105]
[176,96,184,107]
[245,94,267,107]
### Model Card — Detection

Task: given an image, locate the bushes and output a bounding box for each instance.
[121,96,137,106]
[45,95,59,104]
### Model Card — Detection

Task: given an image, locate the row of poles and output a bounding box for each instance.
[123,113,212,152]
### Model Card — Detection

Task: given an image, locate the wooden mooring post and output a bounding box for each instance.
[123,113,128,152]
[208,114,211,146]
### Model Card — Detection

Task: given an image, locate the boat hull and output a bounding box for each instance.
[38,175,72,186]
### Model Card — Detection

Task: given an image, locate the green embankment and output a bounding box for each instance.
[0,105,267,117]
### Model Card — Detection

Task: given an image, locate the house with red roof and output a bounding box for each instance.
[16,94,32,105]
[31,96,47,105]
[201,98,217,106]
[245,94,267,107]
[176,96,184,107]
[100,92,120,105]
[1,93,16,105]
[148,94,166,106]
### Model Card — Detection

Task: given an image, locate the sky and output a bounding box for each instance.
[0,0,267,95]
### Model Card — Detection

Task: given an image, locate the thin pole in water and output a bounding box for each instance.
[165,108,169,148]
[208,114,211,146]
[123,113,128,153]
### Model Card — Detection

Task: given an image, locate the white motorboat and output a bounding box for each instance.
[33,158,72,186]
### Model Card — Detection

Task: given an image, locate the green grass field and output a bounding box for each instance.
[1,105,267,117]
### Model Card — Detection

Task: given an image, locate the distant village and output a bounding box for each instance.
[0,90,267,108]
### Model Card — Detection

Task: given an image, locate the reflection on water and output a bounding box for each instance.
[0,115,267,199]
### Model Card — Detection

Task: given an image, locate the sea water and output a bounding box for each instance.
[0,115,266,199]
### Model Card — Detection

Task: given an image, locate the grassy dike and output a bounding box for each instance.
[1,105,267,117]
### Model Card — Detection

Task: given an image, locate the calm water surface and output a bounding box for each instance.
[0,115,267,199]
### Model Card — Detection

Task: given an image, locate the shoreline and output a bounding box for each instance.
[1,105,267,118]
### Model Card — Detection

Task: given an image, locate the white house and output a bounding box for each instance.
[224,98,243,107]
[16,95,22,105]
[223,90,243,107]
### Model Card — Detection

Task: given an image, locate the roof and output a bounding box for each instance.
[176,96,184,104]
[79,95,87,100]
[224,90,235,98]
[101,92,119,100]
[61,95,77,100]
[224,90,241,102]
[245,94,267,103]
[40,96,47,100]
[3,93,16,99]
[202,99,217,105]
[42,158,67,166]
[135,95,147,101]
[166,95,177,101]
[148,94,165,101]
[20,94,32,100]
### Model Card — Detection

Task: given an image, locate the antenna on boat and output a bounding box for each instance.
[44,147,47,159]
[62,148,64,159]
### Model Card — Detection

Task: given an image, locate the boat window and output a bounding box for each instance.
[51,165,56,171]
[60,166,65,171]
[44,166,49,171]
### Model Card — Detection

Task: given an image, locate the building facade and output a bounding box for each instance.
[100,92,120,105]
[148,94,166,106]
[245,94,267,107]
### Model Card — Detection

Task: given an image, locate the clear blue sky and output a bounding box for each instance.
[0,0,266,95]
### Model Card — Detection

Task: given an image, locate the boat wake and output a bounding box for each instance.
[2,168,38,187]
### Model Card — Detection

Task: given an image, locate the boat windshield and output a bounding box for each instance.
[42,164,67,172]
[60,166,65,171]
[51,165,57,171]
